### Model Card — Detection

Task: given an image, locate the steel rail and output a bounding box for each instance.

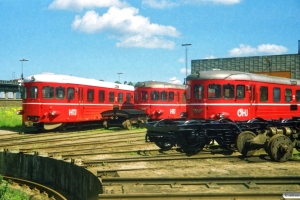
[2,175,67,200]
[83,151,251,165]
[99,176,300,199]
[0,132,144,148]
[98,192,283,200]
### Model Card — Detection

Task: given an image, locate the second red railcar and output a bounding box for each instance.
[134,81,186,121]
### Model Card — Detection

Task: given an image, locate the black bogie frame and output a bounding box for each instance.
[144,117,300,162]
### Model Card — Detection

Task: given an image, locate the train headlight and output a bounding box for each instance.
[156,110,164,115]
[50,111,60,116]
[16,110,24,115]
[180,112,187,118]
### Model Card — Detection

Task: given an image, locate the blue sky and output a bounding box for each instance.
[1,0,299,84]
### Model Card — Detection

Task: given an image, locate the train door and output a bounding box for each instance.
[249,84,257,118]
[77,87,84,120]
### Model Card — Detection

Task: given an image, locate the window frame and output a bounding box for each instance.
[260,86,268,102]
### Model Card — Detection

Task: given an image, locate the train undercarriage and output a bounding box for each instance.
[142,117,300,162]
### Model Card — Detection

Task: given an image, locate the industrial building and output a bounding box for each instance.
[0,80,21,106]
[191,41,300,79]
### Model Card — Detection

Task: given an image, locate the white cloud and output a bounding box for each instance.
[180,68,191,74]
[116,35,176,49]
[142,0,179,9]
[228,44,288,56]
[204,55,216,59]
[49,0,128,11]
[169,77,182,84]
[183,0,241,5]
[178,58,185,63]
[72,7,180,49]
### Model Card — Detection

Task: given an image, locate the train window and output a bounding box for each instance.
[87,89,94,102]
[30,86,38,99]
[67,87,74,100]
[141,91,148,101]
[285,89,292,102]
[194,84,203,99]
[236,85,245,99]
[0,91,4,99]
[20,86,27,99]
[161,91,167,101]
[223,84,234,99]
[126,93,131,103]
[109,92,114,103]
[296,90,300,102]
[169,92,174,101]
[56,87,65,99]
[260,86,268,102]
[151,91,159,101]
[208,84,221,99]
[99,90,105,103]
[273,88,281,102]
[118,92,123,103]
[42,86,54,99]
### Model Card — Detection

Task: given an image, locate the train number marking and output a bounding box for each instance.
[170,109,176,114]
[237,108,248,117]
[69,109,77,116]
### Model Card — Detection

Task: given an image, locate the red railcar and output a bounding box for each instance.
[134,81,186,121]
[186,70,300,121]
[18,73,135,130]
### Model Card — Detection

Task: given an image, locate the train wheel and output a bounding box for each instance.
[103,121,109,129]
[122,120,132,130]
[182,142,206,154]
[267,134,293,162]
[236,131,257,157]
[154,137,176,151]
[76,123,82,130]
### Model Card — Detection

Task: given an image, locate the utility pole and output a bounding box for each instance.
[182,44,191,84]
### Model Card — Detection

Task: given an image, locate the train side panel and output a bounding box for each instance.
[186,70,300,121]
[20,73,134,130]
[134,81,186,121]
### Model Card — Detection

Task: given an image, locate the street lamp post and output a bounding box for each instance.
[117,72,123,83]
[20,59,29,80]
[182,44,191,84]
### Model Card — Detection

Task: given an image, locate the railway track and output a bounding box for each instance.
[2,175,67,200]
[98,176,300,199]
[2,129,300,199]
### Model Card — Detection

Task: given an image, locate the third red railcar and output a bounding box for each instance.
[186,70,300,121]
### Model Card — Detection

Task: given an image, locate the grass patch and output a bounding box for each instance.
[0,175,30,200]
[0,106,22,129]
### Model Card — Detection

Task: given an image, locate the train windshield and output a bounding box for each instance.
[151,91,159,101]
[42,86,54,99]
[20,86,27,99]
[169,92,174,101]
[194,84,203,99]
[30,86,38,99]
[161,91,167,101]
[141,91,148,101]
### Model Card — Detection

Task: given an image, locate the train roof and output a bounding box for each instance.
[134,81,186,90]
[187,70,300,86]
[23,73,134,91]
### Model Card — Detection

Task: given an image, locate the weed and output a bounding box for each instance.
[0,175,30,200]
[0,106,22,128]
